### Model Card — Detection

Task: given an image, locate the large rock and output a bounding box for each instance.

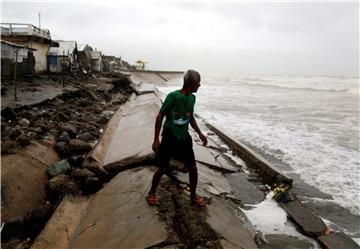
[18,118,30,127]
[68,155,84,168]
[1,107,17,121]
[67,139,92,156]
[77,132,96,142]
[58,131,70,143]
[16,134,32,147]
[55,141,67,157]
[83,177,102,194]
[24,203,53,239]
[59,123,78,138]
[72,168,95,181]
[9,128,21,140]
[1,217,25,241]
[48,160,71,177]
[33,120,49,132]
[46,174,79,198]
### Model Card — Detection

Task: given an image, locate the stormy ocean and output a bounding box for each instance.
[157,74,360,241]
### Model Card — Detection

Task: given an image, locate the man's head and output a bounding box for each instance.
[183,69,201,93]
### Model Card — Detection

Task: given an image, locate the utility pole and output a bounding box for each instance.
[38,12,41,29]
[62,51,65,88]
[14,49,18,101]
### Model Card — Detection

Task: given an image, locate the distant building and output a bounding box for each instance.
[0,23,58,73]
[102,55,121,72]
[90,50,102,72]
[135,59,148,70]
[77,44,93,72]
[47,40,78,73]
[1,40,36,79]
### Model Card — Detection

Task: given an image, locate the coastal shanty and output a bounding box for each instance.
[1,40,36,79]
[102,55,122,72]
[0,23,58,73]
[90,49,102,72]
[77,44,93,72]
[47,40,78,73]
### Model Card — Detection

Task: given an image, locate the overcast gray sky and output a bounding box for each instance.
[2,0,359,77]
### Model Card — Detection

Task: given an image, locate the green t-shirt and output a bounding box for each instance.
[160,90,196,140]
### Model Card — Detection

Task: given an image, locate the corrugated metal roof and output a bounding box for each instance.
[48,40,77,56]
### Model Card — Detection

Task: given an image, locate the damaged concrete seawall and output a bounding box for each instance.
[31,71,359,249]
[32,74,260,249]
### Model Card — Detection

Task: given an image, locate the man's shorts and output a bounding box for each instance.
[157,131,196,169]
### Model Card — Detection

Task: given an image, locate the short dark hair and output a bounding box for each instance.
[184,69,201,85]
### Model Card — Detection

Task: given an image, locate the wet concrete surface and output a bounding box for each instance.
[1,80,78,109]
[226,172,265,205]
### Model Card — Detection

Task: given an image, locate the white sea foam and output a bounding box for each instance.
[205,74,360,94]
[242,192,321,248]
[353,238,360,246]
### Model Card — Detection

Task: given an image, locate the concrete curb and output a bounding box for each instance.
[206,122,293,186]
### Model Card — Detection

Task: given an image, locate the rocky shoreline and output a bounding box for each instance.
[1,71,359,249]
[1,72,134,248]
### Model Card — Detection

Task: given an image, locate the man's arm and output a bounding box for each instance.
[190,114,208,146]
[152,112,165,153]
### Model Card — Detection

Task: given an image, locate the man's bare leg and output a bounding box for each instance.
[149,167,164,195]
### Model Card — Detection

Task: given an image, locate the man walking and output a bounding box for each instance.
[147,69,208,207]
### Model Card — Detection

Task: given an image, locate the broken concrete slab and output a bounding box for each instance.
[318,232,360,249]
[193,142,239,173]
[174,162,232,197]
[103,94,160,173]
[135,82,156,95]
[156,72,184,82]
[70,167,168,249]
[83,93,136,175]
[280,200,327,237]
[1,143,59,221]
[260,234,314,249]
[215,154,241,172]
[31,196,89,249]
[203,133,230,152]
[226,172,265,205]
[120,70,183,85]
[206,123,293,186]
[207,197,259,249]
[193,143,220,166]
[198,163,232,196]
